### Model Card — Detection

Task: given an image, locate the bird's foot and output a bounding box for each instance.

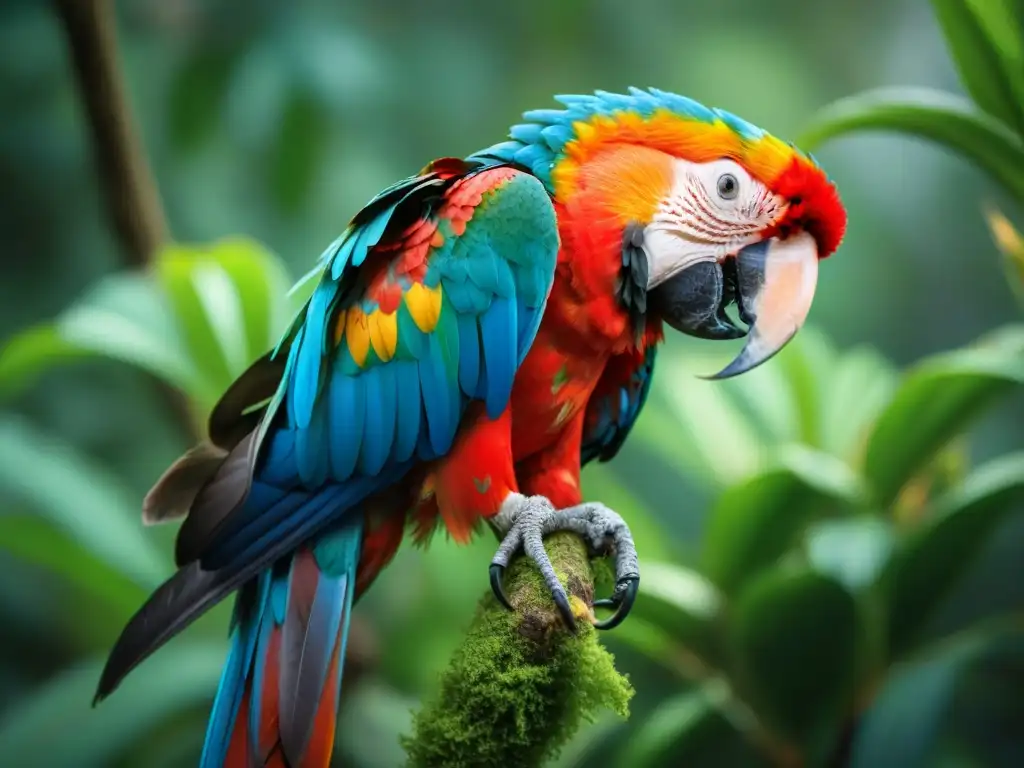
[488,493,640,633]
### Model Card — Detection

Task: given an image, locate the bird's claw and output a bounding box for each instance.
[489,494,640,632]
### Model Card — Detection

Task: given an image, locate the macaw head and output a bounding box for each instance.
[471,88,847,378]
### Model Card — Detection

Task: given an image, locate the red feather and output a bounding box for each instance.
[765,157,847,259]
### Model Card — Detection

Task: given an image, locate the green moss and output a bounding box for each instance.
[403,533,633,768]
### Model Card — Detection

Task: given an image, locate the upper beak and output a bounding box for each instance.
[649,231,820,379]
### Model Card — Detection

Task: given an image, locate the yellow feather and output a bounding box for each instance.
[405,283,443,333]
[345,307,370,368]
[554,107,804,201]
[368,308,398,362]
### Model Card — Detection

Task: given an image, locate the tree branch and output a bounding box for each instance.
[52,0,198,435]
[403,533,633,767]
[53,0,168,264]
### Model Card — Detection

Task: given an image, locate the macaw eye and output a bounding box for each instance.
[717,173,739,200]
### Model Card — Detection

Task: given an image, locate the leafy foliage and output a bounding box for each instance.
[1,2,1023,766]
[603,317,1024,765]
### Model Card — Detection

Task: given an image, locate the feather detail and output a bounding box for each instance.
[187,526,360,768]
[580,344,659,465]
[142,442,228,526]
[98,152,561,768]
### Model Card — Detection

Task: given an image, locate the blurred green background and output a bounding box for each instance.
[2,0,1023,766]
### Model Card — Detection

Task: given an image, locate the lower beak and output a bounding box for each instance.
[649,231,820,379]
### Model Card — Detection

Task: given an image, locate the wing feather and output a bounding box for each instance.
[581,345,658,466]
[186,160,560,570]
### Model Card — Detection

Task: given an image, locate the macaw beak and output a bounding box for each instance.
[649,231,819,379]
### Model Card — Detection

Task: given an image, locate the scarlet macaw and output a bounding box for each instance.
[94,88,846,767]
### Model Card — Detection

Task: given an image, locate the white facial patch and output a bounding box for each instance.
[643,158,785,289]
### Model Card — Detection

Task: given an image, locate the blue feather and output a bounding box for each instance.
[203,485,310,570]
[592,90,634,111]
[393,361,422,463]
[271,566,289,623]
[294,403,325,487]
[510,123,544,143]
[259,431,299,486]
[327,232,357,280]
[397,307,429,359]
[521,108,565,124]
[512,142,549,170]
[278,532,354,760]
[295,395,328,487]
[530,158,552,179]
[713,108,762,139]
[479,296,517,419]
[553,93,599,106]
[492,258,517,299]
[246,588,276,755]
[415,408,437,461]
[359,366,396,476]
[224,474,392,573]
[292,284,336,429]
[418,333,454,456]
[285,325,307,428]
[352,203,398,267]
[198,608,256,767]
[450,277,491,315]
[540,124,572,152]
[618,388,630,426]
[456,313,480,396]
[310,526,361,689]
[328,373,365,481]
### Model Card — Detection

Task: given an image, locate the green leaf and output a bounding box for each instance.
[806,515,896,593]
[268,89,331,213]
[168,47,237,153]
[0,325,88,398]
[931,0,1024,136]
[154,238,294,406]
[0,642,226,768]
[337,680,418,768]
[0,271,207,403]
[798,87,1024,203]
[701,445,866,594]
[210,237,295,357]
[156,246,238,393]
[862,325,1024,507]
[627,561,724,669]
[547,713,624,768]
[658,348,770,486]
[819,345,899,462]
[850,621,1024,768]
[772,325,834,447]
[1,238,299,415]
[0,515,147,619]
[0,416,167,590]
[617,682,758,767]
[728,566,863,747]
[580,464,673,563]
[984,206,1024,309]
[881,452,1024,659]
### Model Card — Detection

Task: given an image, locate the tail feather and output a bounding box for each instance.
[201,523,362,768]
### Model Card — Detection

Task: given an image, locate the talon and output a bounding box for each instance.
[489,563,513,612]
[488,494,639,633]
[593,576,639,630]
[552,586,577,633]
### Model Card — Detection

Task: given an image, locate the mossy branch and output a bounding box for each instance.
[403,533,634,768]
